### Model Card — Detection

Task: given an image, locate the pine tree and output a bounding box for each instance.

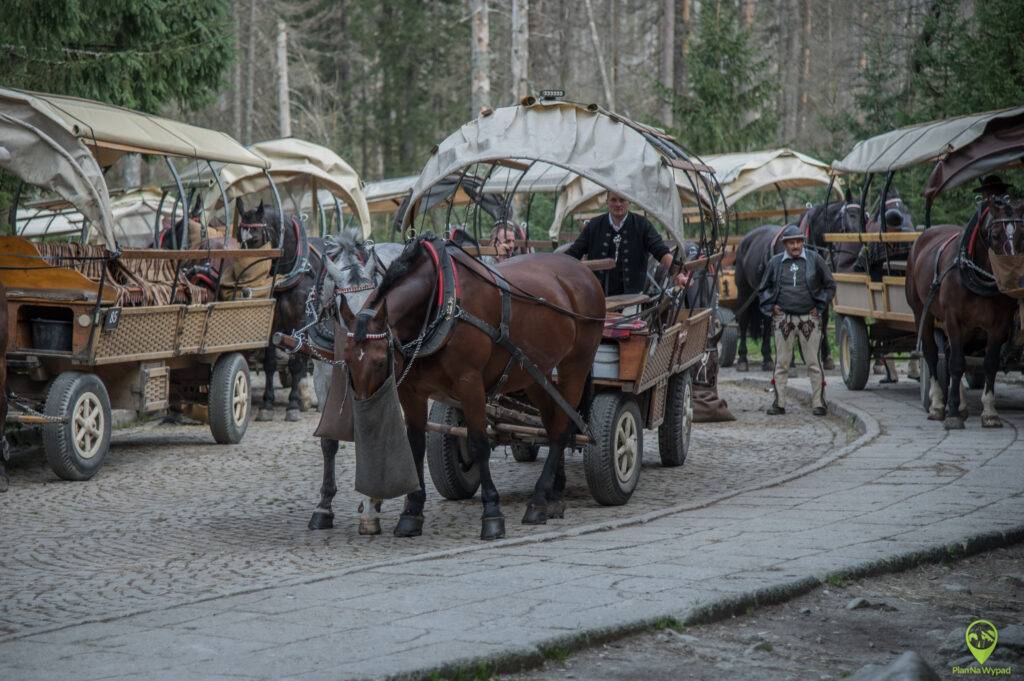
[665,0,777,154]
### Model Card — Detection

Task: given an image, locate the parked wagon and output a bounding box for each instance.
[398,97,725,506]
[0,88,282,479]
[824,105,1024,406]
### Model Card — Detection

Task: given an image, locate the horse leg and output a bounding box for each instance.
[308,438,338,530]
[519,388,566,525]
[820,306,835,370]
[285,354,304,422]
[394,396,428,538]
[920,318,945,420]
[944,321,967,430]
[257,345,276,421]
[358,496,383,535]
[760,313,774,372]
[980,331,1004,428]
[736,310,749,372]
[457,381,504,540]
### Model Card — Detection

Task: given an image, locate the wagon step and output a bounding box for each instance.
[425,420,591,446]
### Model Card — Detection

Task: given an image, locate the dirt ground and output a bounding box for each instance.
[499,543,1024,681]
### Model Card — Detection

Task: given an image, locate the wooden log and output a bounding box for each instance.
[425,420,591,445]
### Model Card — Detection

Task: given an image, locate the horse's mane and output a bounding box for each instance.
[374,237,424,300]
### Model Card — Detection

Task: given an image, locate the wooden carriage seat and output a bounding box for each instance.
[605,293,650,311]
[38,242,139,306]
[115,256,214,306]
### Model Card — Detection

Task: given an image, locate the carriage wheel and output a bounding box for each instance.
[838,315,870,391]
[426,402,481,500]
[510,443,540,462]
[43,372,112,481]
[209,353,251,444]
[584,392,642,506]
[658,371,693,467]
[716,308,738,368]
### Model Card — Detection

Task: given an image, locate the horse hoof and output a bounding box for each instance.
[982,416,1003,428]
[959,409,969,421]
[481,515,506,541]
[927,409,944,421]
[359,517,382,535]
[546,500,566,519]
[285,409,301,422]
[736,361,749,372]
[760,361,773,372]
[308,509,334,530]
[521,505,547,525]
[943,417,965,430]
[256,409,274,422]
[822,357,836,371]
[393,514,424,538]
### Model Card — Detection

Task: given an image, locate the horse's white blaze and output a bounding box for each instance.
[929,377,944,413]
[981,388,998,419]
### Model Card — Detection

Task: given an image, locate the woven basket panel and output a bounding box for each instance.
[142,365,169,410]
[201,302,275,351]
[637,324,681,393]
[673,310,712,372]
[178,307,210,354]
[647,378,667,429]
[94,308,180,360]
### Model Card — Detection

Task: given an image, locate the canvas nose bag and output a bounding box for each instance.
[351,370,420,499]
[988,250,1024,299]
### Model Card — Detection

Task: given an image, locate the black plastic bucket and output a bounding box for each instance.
[30,318,73,352]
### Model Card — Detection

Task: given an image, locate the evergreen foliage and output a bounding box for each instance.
[665,0,777,154]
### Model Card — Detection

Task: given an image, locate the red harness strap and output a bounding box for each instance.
[422,239,460,306]
[967,208,988,257]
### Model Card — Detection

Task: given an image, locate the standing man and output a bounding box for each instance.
[564,191,688,295]
[757,225,836,416]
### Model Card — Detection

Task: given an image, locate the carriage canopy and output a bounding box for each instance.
[0,87,266,251]
[832,105,1024,175]
[214,137,371,236]
[923,112,1024,199]
[402,100,717,245]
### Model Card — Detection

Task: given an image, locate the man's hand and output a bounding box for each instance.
[674,271,691,288]
[810,308,820,318]
[773,304,783,316]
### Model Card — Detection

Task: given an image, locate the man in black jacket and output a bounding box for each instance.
[757,225,836,416]
[564,191,687,295]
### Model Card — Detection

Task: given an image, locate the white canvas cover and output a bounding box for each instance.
[363,175,418,214]
[833,105,1024,174]
[481,163,578,195]
[17,187,170,246]
[215,138,371,236]
[0,88,116,250]
[403,101,689,243]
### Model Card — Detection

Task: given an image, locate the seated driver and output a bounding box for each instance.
[564,191,688,295]
[489,221,524,261]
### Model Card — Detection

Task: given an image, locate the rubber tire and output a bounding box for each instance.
[426,402,481,500]
[510,443,540,462]
[584,392,642,506]
[43,372,112,481]
[715,308,738,368]
[658,371,693,467]
[209,353,252,444]
[838,315,870,391]
[919,355,949,414]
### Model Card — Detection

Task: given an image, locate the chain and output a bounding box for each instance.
[395,329,426,386]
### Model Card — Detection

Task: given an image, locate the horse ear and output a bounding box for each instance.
[338,294,356,329]
[235,197,246,217]
[256,199,265,217]
[190,194,202,218]
[844,188,853,203]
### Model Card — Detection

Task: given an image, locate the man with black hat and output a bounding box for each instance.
[757,224,835,416]
[565,191,688,295]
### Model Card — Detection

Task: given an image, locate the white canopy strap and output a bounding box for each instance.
[832,105,1024,175]
[403,101,695,244]
[215,138,371,237]
[0,89,116,251]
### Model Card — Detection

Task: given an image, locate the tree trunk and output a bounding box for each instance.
[276,19,292,138]
[511,0,529,103]
[583,0,614,109]
[232,1,242,140]
[243,0,257,144]
[470,0,491,116]
[660,0,675,125]
[741,0,755,29]
[796,0,811,136]
[675,0,691,96]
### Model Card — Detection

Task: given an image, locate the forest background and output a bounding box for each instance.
[1,0,1022,231]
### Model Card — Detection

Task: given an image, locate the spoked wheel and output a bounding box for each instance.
[584,392,642,506]
[426,402,481,500]
[837,315,870,391]
[43,372,112,481]
[658,370,693,467]
[209,353,251,444]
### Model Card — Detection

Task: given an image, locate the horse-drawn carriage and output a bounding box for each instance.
[0,88,281,480]
[399,99,724,508]
[823,106,1024,418]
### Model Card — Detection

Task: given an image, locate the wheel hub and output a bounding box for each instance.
[614,411,638,484]
[232,372,249,426]
[72,393,104,460]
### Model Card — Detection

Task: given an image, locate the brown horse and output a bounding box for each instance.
[337,236,605,540]
[906,196,1024,429]
[0,282,8,492]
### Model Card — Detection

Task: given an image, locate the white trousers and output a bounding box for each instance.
[772,312,825,409]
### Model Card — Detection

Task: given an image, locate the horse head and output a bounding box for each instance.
[980,195,1024,257]
[339,294,392,399]
[880,192,913,232]
[236,198,273,249]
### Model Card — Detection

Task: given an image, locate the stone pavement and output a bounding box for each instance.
[2,374,1022,680]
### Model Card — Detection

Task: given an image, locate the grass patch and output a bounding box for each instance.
[539,644,570,663]
[428,662,496,681]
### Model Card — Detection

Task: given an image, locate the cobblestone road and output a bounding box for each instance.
[0,383,850,640]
